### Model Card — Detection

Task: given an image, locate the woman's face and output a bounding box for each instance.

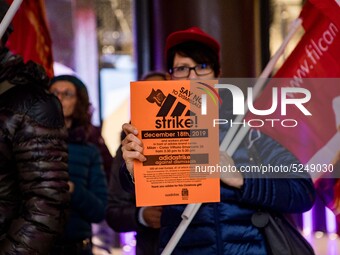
[172,53,216,80]
[49,81,77,118]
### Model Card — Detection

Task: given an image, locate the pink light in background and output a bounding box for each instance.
[53,62,75,75]
[326,207,337,234]
[303,209,313,235]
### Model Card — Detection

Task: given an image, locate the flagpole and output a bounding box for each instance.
[161,17,303,255]
[0,0,23,40]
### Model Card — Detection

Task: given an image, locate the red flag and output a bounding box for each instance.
[5,0,54,77]
[246,0,340,212]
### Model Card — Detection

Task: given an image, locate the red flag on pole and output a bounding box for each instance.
[5,0,54,77]
[246,0,340,213]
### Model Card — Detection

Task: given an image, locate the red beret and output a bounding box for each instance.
[165,27,220,56]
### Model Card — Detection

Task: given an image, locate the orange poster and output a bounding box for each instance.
[131,80,220,206]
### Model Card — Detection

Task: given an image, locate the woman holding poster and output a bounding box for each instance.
[120,27,316,255]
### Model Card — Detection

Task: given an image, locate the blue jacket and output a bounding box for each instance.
[63,127,108,242]
[121,130,315,255]
[158,130,315,255]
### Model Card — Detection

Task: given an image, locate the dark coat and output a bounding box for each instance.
[0,52,70,254]
[88,125,113,182]
[61,126,108,242]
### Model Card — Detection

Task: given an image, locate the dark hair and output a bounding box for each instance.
[49,75,92,131]
[166,41,220,77]
[72,84,92,131]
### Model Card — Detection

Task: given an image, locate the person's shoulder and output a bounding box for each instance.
[0,56,64,127]
[12,84,65,128]
[30,90,65,128]
[86,142,102,155]
[88,125,103,142]
[71,140,101,154]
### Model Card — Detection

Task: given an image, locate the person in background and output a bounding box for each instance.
[49,75,108,255]
[120,27,316,254]
[0,1,70,253]
[106,71,167,255]
[88,124,113,182]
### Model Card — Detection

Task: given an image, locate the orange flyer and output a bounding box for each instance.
[130,80,220,206]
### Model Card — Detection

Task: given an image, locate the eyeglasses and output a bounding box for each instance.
[50,90,76,100]
[169,63,213,78]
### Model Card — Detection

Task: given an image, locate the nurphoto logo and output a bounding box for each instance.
[199,82,312,128]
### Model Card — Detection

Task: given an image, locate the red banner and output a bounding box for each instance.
[5,0,54,77]
[246,0,340,212]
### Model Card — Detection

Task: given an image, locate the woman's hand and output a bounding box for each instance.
[121,123,146,177]
[143,206,163,229]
